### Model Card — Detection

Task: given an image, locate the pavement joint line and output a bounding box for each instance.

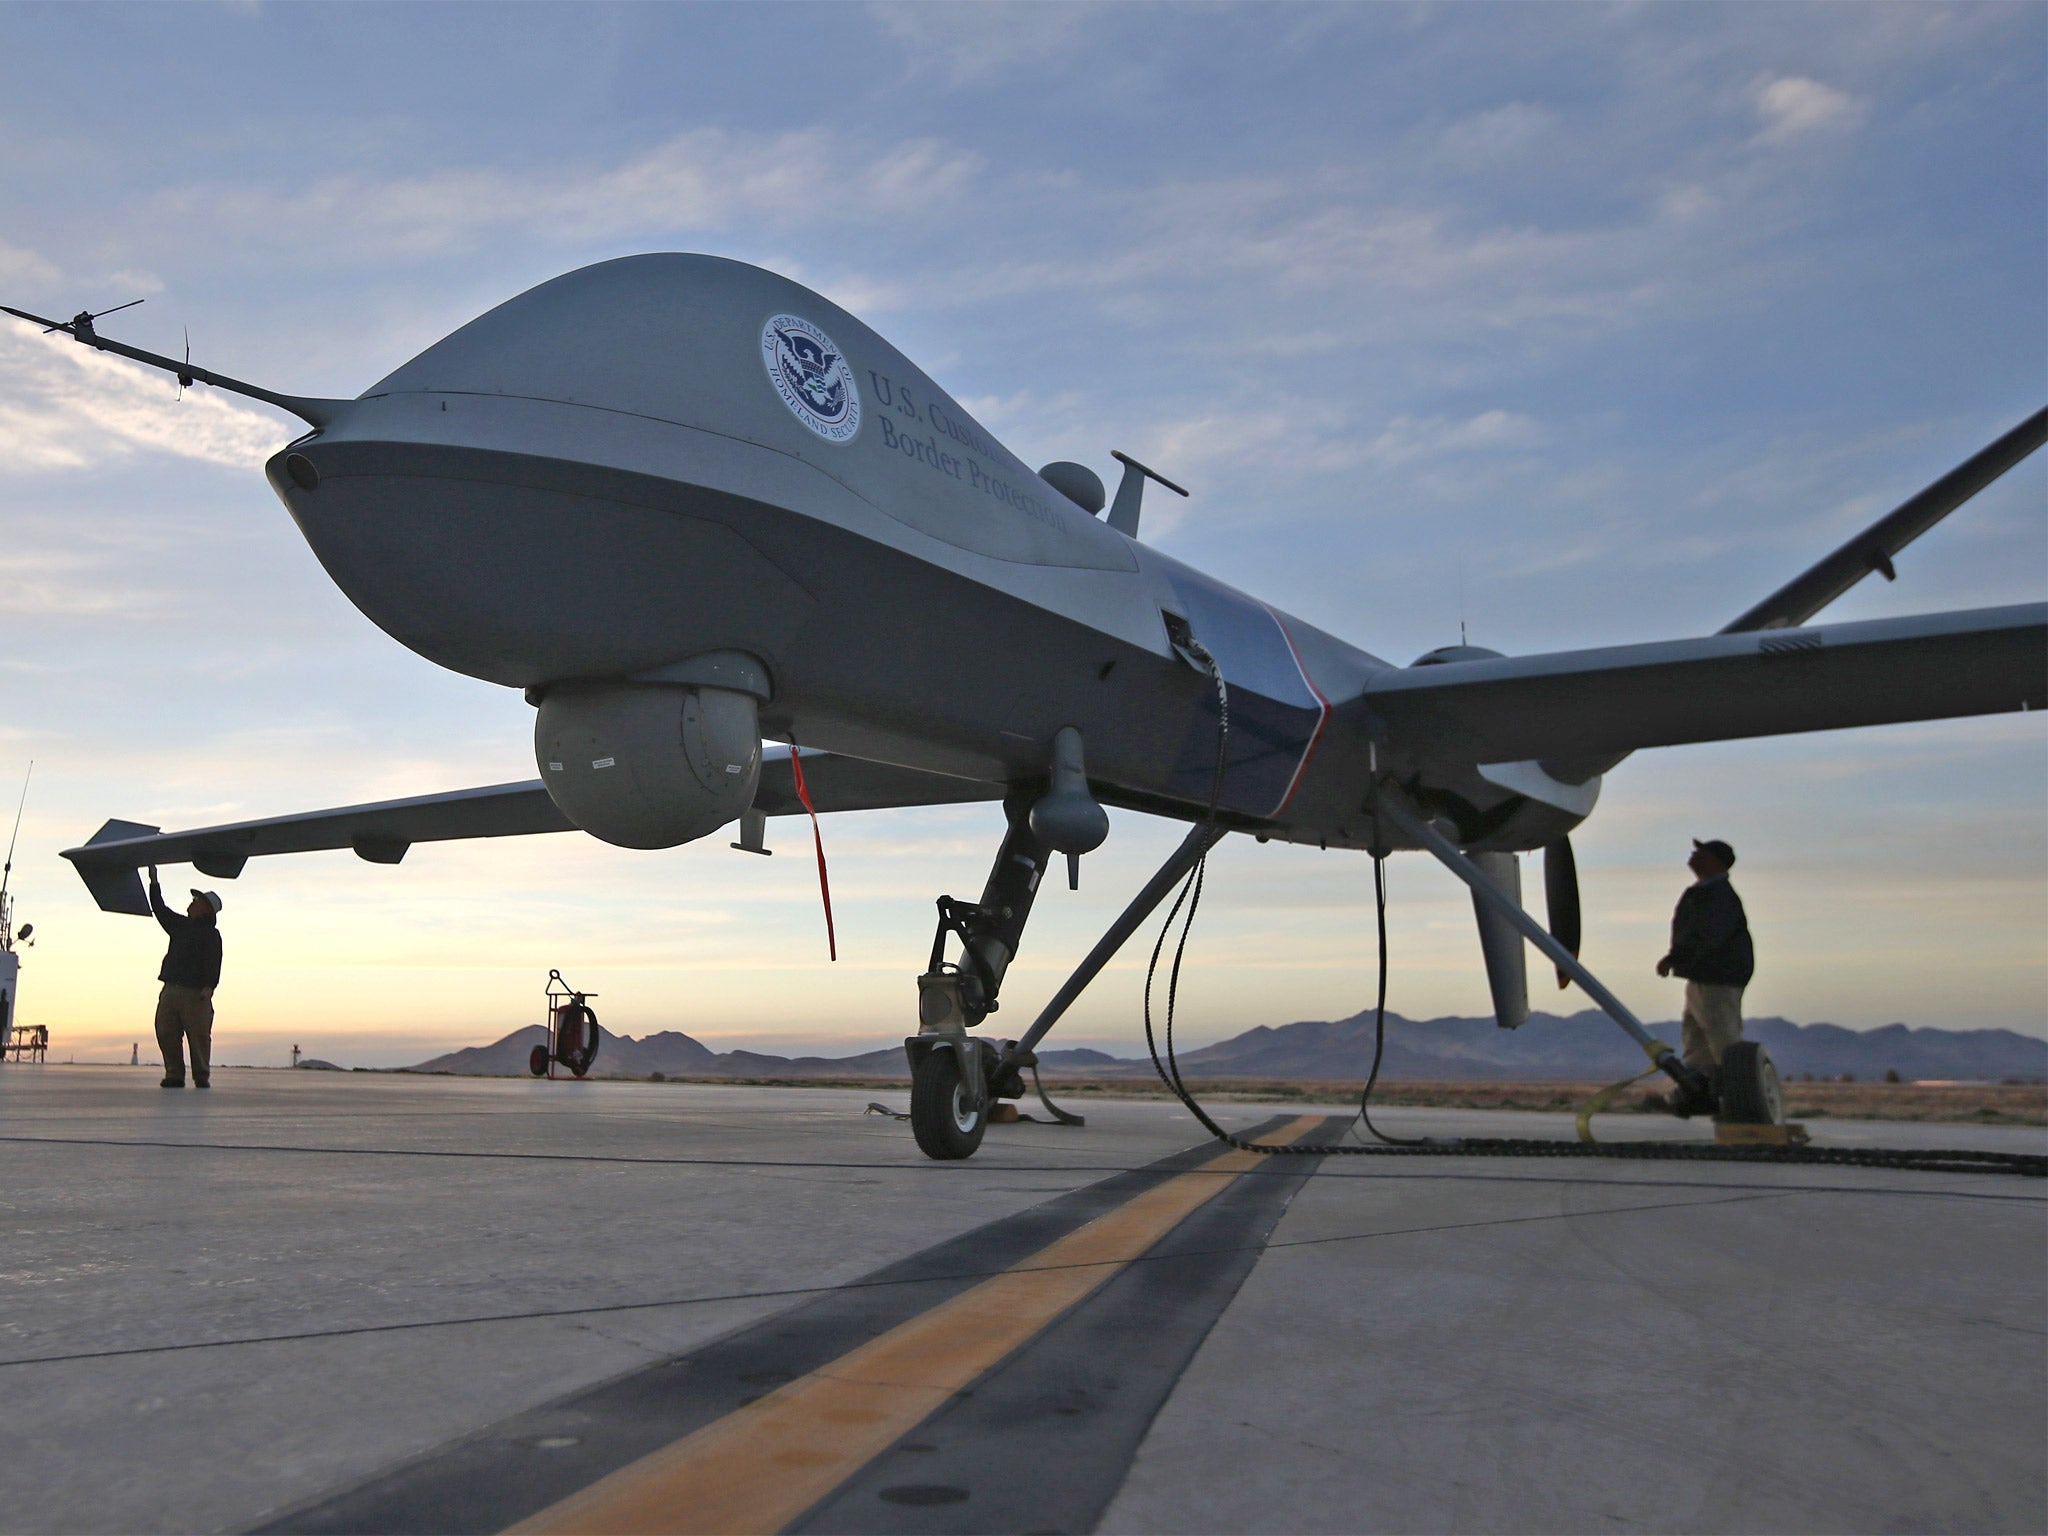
[0,1195,1770,1372]
[1251,1188,1797,1252]
[0,1125,1301,1373]
[4,1133,2037,1197]
[0,1187,1842,1373]
[502,1115,1325,1536]
[0,1133,1233,1171]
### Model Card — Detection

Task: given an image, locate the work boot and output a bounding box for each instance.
[1673,1084,1718,1119]
[1646,1084,1715,1118]
[160,1076,184,1088]
[193,1077,211,1090]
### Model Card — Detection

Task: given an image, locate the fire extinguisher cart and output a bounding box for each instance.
[529,970,601,1079]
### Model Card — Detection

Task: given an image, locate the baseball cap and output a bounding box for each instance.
[191,889,224,914]
[1692,839,1736,868]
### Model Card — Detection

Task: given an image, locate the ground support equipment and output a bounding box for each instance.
[530,969,601,1079]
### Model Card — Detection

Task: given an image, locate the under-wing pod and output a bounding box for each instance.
[534,682,760,849]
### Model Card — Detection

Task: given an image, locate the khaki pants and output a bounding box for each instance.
[154,984,214,1083]
[1681,981,1743,1072]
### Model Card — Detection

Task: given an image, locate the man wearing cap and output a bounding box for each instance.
[146,865,223,1089]
[1654,839,1754,1115]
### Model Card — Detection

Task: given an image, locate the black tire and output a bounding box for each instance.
[1717,1041,1784,1125]
[910,1047,987,1160]
[528,1044,550,1077]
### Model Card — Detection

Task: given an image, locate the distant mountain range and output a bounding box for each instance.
[409,1010,2047,1083]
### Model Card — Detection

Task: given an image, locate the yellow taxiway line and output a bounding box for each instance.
[511,1117,1320,1536]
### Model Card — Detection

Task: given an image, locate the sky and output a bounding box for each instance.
[0,1,2041,1069]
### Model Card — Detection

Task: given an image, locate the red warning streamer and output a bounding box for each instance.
[787,745,837,962]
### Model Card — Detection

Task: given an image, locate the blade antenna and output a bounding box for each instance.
[1,300,344,429]
[0,760,32,913]
[46,298,144,336]
[177,326,192,400]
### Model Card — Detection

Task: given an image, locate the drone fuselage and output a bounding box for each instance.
[265,255,1580,854]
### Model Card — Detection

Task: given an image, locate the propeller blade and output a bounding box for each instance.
[1543,836,1581,989]
[1468,850,1530,1029]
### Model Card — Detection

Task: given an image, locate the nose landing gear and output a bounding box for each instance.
[905,792,1053,1158]
[910,1044,990,1159]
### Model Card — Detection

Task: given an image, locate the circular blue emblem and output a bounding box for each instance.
[762,314,860,443]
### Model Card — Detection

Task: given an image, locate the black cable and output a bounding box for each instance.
[1357,852,1427,1146]
[1139,634,2046,1178]
[1141,639,1389,1156]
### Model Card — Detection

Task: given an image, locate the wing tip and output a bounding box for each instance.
[62,819,163,915]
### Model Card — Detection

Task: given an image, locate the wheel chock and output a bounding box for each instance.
[1714,1121,1810,1147]
[990,1102,1021,1124]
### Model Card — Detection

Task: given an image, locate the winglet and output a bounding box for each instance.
[1721,406,2048,634]
[62,819,162,915]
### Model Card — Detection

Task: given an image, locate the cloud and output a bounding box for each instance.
[1356,410,1546,467]
[0,236,61,290]
[868,1,1103,85]
[892,175,1687,362]
[146,129,984,266]
[0,545,176,618]
[0,318,303,474]
[107,270,167,298]
[1751,75,1865,145]
[1433,102,1561,169]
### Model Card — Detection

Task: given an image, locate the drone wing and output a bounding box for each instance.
[63,747,1002,915]
[1361,602,2045,771]
[1377,405,2047,784]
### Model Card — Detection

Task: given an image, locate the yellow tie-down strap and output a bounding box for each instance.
[1575,1041,1673,1144]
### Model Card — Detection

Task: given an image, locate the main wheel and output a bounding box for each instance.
[528,1044,550,1077]
[910,1048,987,1160]
[1717,1041,1784,1125]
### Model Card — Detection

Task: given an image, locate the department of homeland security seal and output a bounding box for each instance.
[762,314,860,442]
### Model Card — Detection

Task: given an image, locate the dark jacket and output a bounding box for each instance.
[1664,873,1753,987]
[150,881,222,990]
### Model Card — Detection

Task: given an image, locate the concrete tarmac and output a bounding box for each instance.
[2,1065,2041,1535]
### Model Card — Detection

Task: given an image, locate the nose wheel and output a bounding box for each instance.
[910,1047,987,1159]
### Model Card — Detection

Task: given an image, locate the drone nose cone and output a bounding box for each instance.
[262,423,816,688]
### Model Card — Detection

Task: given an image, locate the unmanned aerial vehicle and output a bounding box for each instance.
[9,256,2041,1157]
